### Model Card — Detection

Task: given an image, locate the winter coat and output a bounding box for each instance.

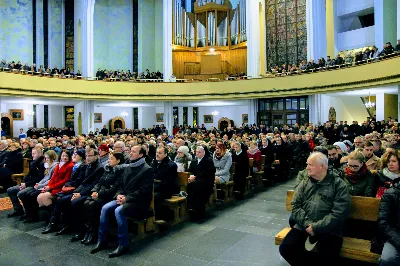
[152,156,178,200]
[292,173,351,238]
[91,163,123,202]
[343,167,374,197]
[3,148,23,174]
[48,161,74,195]
[247,150,262,171]
[75,159,105,196]
[36,162,57,189]
[213,152,232,183]
[23,156,45,187]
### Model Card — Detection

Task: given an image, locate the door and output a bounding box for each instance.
[1,117,10,137]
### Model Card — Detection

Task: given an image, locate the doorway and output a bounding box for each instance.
[1,117,11,137]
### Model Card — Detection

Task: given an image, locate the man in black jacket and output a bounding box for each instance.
[7,147,45,217]
[91,145,154,258]
[152,147,178,203]
[232,141,249,200]
[187,146,216,219]
[377,180,400,265]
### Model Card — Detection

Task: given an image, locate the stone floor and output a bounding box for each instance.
[0,179,376,266]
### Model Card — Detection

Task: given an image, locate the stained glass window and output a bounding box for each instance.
[183,107,188,126]
[193,107,198,127]
[265,0,307,71]
[173,107,179,127]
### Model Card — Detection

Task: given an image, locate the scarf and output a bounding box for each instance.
[382,167,400,180]
[72,161,82,172]
[129,157,146,168]
[344,164,368,184]
[215,153,223,160]
[248,147,259,155]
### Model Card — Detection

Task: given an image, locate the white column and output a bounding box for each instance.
[164,101,173,135]
[163,0,173,81]
[81,100,95,134]
[398,0,400,41]
[246,0,260,78]
[248,99,258,125]
[178,107,184,126]
[306,0,327,61]
[374,0,385,50]
[36,105,45,128]
[376,93,385,121]
[84,0,95,77]
[309,94,322,125]
[188,107,193,127]
[61,0,65,67]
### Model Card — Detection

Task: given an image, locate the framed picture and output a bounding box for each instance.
[94,113,102,123]
[204,115,213,123]
[156,113,164,122]
[10,109,24,120]
[242,114,248,124]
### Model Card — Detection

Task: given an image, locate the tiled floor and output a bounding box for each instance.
[0,180,375,266]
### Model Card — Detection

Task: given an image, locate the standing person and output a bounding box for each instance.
[279,152,351,266]
[231,141,249,200]
[91,146,154,258]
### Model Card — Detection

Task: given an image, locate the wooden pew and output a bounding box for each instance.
[275,190,381,264]
[128,184,155,241]
[216,163,235,204]
[156,172,189,226]
[244,158,254,196]
[253,155,265,190]
[11,158,31,184]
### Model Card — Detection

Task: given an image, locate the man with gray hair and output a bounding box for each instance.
[280,152,351,266]
[113,141,129,162]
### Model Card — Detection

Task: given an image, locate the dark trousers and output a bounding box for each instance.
[187,181,211,214]
[83,197,107,229]
[279,228,343,266]
[21,189,41,217]
[50,194,73,225]
[71,196,88,233]
[0,167,14,188]
[7,186,34,212]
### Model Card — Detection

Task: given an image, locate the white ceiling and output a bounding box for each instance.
[325,86,399,97]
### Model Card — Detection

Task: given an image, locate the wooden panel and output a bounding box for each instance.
[177,172,189,192]
[286,190,381,221]
[173,48,247,78]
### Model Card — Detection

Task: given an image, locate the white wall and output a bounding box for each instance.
[154,0,163,72]
[320,95,369,123]
[48,105,64,128]
[4,103,35,137]
[337,26,375,51]
[139,106,156,129]
[94,106,133,130]
[336,0,374,17]
[138,0,156,73]
[197,105,249,129]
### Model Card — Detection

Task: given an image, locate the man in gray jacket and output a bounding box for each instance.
[280,152,351,266]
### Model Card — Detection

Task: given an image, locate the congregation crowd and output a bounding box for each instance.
[1,117,400,264]
[269,41,400,75]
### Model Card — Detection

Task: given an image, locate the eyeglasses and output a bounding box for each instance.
[86,154,95,157]
[354,142,363,144]
[347,164,361,169]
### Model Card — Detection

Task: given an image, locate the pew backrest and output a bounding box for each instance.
[177,172,189,192]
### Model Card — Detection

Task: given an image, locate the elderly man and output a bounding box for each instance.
[354,136,364,149]
[91,145,154,258]
[113,141,130,162]
[187,146,216,220]
[280,152,350,266]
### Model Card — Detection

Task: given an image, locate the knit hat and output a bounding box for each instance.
[75,149,86,159]
[177,145,190,158]
[333,142,347,154]
[98,144,109,153]
[342,140,353,148]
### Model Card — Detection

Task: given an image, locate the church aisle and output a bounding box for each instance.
[0,179,373,266]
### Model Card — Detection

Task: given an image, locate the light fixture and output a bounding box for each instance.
[211,110,219,116]
[364,93,375,108]
[209,48,215,53]
[121,110,128,117]
[26,110,35,116]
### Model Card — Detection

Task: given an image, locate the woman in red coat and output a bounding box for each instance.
[247,141,262,173]
[37,150,73,206]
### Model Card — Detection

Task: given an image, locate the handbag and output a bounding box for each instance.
[61,186,76,193]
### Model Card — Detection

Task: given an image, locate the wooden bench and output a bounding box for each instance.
[156,172,189,226]
[11,158,31,184]
[275,190,381,264]
[216,163,235,203]
[244,158,254,196]
[253,155,265,190]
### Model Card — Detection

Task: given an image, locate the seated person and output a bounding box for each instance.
[187,146,216,219]
[7,147,45,218]
[36,150,74,213]
[231,141,249,199]
[363,141,381,171]
[174,145,192,172]
[377,178,400,265]
[0,142,23,189]
[21,150,58,222]
[81,152,125,245]
[280,152,351,266]
[247,141,262,173]
[375,150,400,198]
[0,59,7,68]
[213,143,232,184]
[152,147,178,203]
[91,145,154,258]
[343,150,374,197]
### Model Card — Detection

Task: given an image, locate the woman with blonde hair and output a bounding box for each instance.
[375,150,400,198]
[20,150,58,222]
[343,150,374,197]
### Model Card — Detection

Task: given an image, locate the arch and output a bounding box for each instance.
[1,113,13,138]
[218,117,231,131]
[109,116,126,132]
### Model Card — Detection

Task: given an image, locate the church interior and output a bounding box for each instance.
[0,0,400,265]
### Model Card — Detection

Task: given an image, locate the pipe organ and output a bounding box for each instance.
[173,0,246,49]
